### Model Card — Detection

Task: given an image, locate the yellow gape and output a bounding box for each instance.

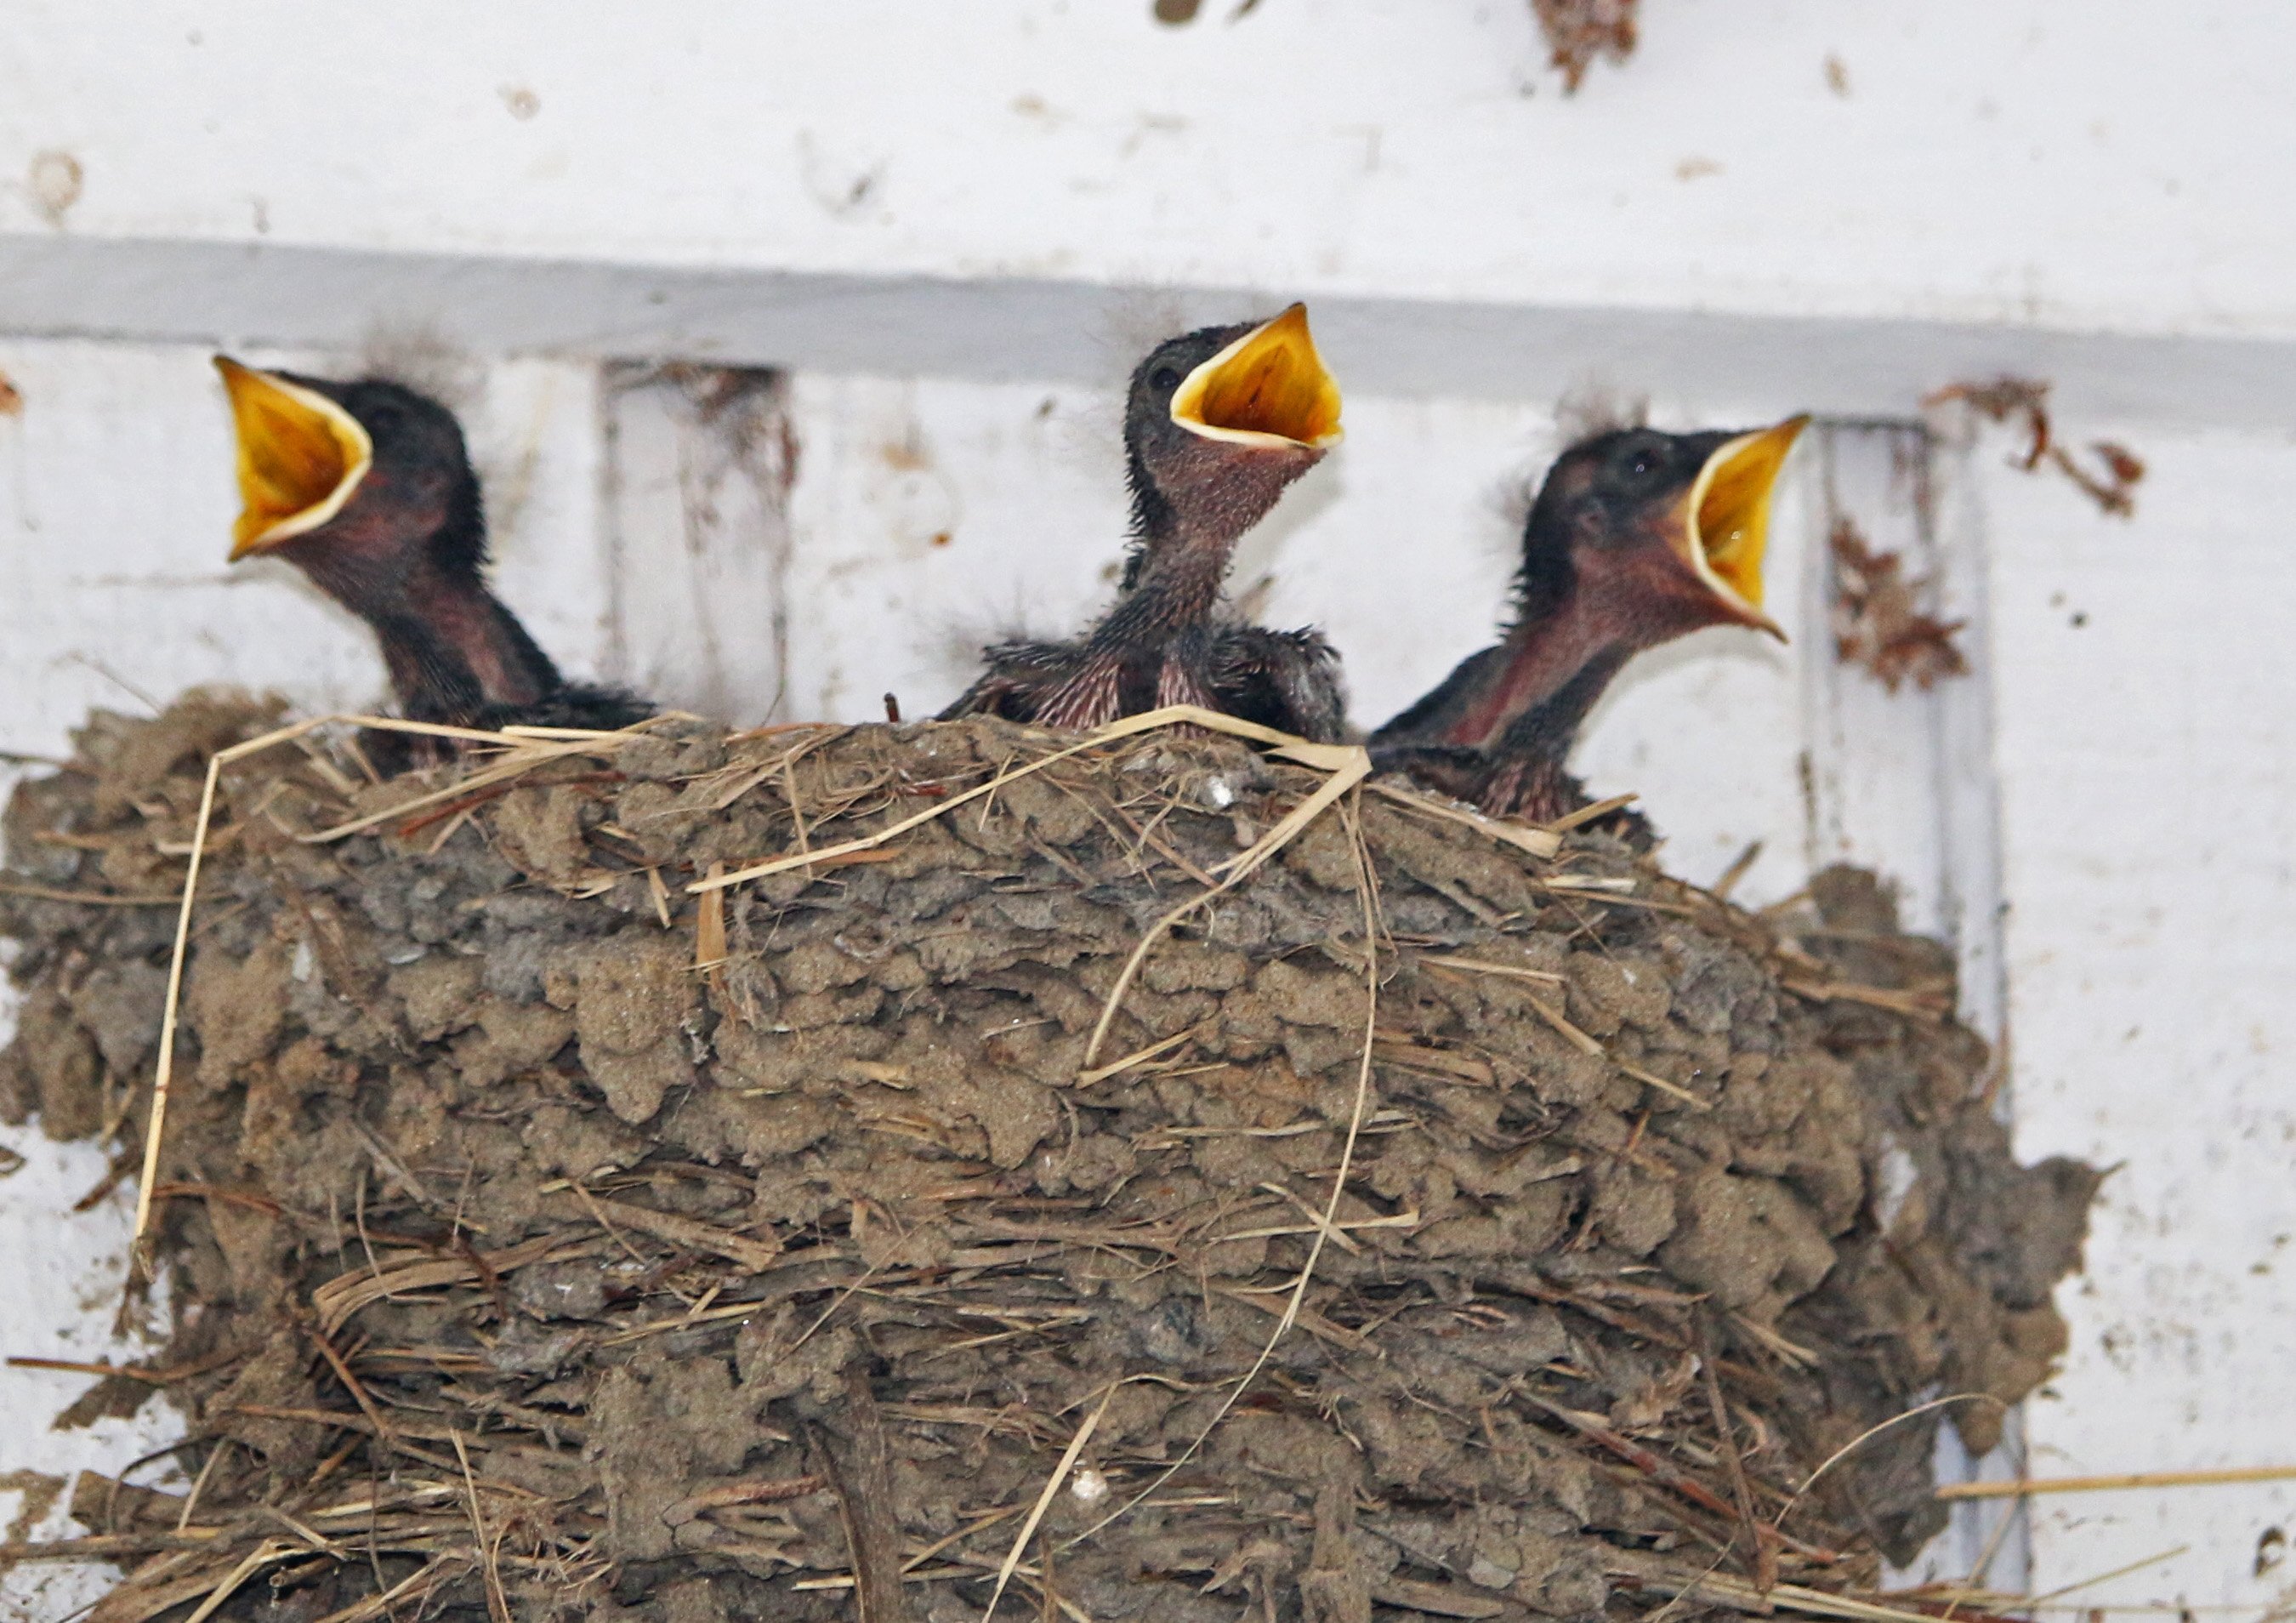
[214,356,374,558]
[1679,414,1808,639]
[1169,303,1345,451]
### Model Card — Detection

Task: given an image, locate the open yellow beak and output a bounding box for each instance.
[1169,303,1344,452]
[1680,415,1806,640]
[214,356,373,559]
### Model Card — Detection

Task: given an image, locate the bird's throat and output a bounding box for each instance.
[1438,594,1637,752]
[422,579,560,711]
[1100,529,1234,650]
[290,536,561,724]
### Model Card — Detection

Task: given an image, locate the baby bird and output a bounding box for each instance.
[1374,418,1806,825]
[942,306,1347,740]
[215,358,649,740]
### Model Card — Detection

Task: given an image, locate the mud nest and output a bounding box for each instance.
[0,692,2098,1623]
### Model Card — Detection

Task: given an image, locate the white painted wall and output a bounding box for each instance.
[5,2,2294,341]
[4,3,2293,1615]
[0,1136,179,1623]
[5,3,2296,424]
[1983,424,2296,1608]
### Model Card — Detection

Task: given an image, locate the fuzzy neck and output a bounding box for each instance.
[415,570,563,711]
[1455,590,1634,749]
[1483,639,1633,766]
[288,519,562,725]
[1101,453,1255,649]
[1380,562,1653,756]
[1117,432,1301,606]
[1093,529,1232,654]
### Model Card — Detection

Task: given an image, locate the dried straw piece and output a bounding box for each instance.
[1518,988,1711,1111]
[1935,1463,2296,1501]
[980,1382,1116,1622]
[548,1187,781,1272]
[0,880,178,907]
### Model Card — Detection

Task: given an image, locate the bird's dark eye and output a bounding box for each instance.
[1151,367,1183,392]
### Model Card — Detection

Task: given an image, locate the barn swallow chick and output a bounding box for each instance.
[216,359,649,744]
[942,305,1348,740]
[1374,418,1805,825]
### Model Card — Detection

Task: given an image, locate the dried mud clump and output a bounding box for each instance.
[1532,0,1640,93]
[0,692,2097,1623]
[1922,376,2145,518]
[1828,519,1970,693]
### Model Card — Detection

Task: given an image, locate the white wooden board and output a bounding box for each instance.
[1983,425,2296,1613]
[6,2,2295,350]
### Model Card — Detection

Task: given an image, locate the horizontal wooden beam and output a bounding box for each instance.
[4,232,2291,430]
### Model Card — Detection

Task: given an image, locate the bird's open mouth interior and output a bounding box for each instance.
[214,357,374,557]
[1171,304,1344,451]
[1682,415,1806,635]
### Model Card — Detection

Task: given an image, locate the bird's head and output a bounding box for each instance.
[1521,417,1807,644]
[1123,304,1344,544]
[214,358,482,579]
